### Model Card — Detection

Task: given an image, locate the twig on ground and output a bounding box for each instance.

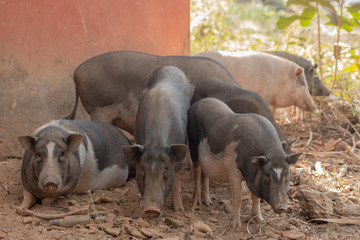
[330,104,360,139]
[17,207,89,220]
[258,220,270,234]
[304,129,313,149]
[246,215,258,238]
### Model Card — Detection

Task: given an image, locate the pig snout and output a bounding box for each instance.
[143,205,161,218]
[43,182,59,193]
[273,205,287,214]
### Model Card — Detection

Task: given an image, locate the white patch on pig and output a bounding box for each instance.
[198,138,241,183]
[46,142,55,159]
[273,168,283,179]
[74,136,128,193]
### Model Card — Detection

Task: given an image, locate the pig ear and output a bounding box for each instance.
[66,134,83,151]
[168,144,188,162]
[122,145,144,163]
[294,67,304,78]
[286,153,302,165]
[252,156,268,166]
[282,137,299,150]
[18,136,38,151]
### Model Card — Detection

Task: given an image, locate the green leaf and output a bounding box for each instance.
[317,0,337,13]
[341,63,360,73]
[286,0,311,7]
[348,10,360,21]
[277,15,300,29]
[300,7,316,27]
[347,3,360,12]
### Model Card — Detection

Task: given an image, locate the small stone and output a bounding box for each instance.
[0,230,5,238]
[208,216,218,223]
[165,217,184,228]
[324,191,340,201]
[23,217,33,224]
[193,220,212,236]
[335,141,348,151]
[342,204,360,217]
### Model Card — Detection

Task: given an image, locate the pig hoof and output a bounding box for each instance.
[174,204,184,212]
[144,206,161,218]
[203,197,212,207]
[231,220,241,229]
[254,215,265,223]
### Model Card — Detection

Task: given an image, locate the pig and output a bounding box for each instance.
[187,98,302,228]
[191,77,294,154]
[65,51,238,134]
[17,120,132,210]
[122,66,190,218]
[195,51,317,111]
[266,51,330,96]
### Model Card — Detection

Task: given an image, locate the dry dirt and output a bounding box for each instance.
[1,98,360,240]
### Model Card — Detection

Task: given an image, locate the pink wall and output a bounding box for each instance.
[0,0,190,144]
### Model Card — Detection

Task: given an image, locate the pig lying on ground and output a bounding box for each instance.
[122,66,190,218]
[65,51,238,134]
[195,51,317,111]
[266,51,330,96]
[18,120,132,210]
[191,77,293,154]
[188,98,302,228]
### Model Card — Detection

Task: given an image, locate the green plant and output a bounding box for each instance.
[276,0,360,92]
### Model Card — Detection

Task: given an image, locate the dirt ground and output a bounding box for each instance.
[1,98,360,240]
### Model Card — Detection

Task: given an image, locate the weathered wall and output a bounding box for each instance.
[0,0,190,145]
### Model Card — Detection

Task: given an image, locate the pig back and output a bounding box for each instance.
[134,66,191,146]
[191,78,292,153]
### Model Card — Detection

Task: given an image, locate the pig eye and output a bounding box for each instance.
[35,157,42,164]
[59,151,65,157]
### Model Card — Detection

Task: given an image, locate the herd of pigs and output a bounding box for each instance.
[17,50,331,228]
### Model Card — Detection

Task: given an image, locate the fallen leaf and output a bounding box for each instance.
[193,220,212,236]
[324,138,342,151]
[281,231,305,239]
[94,196,112,204]
[140,227,157,237]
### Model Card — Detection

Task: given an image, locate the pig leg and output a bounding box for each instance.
[229,171,244,228]
[201,176,212,206]
[172,171,184,211]
[18,188,36,211]
[193,165,202,207]
[251,194,265,223]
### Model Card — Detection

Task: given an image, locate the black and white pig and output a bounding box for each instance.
[188,98,302,228]
[18,120,132,210]
[122,66,190,218]
[191,77,293,154]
